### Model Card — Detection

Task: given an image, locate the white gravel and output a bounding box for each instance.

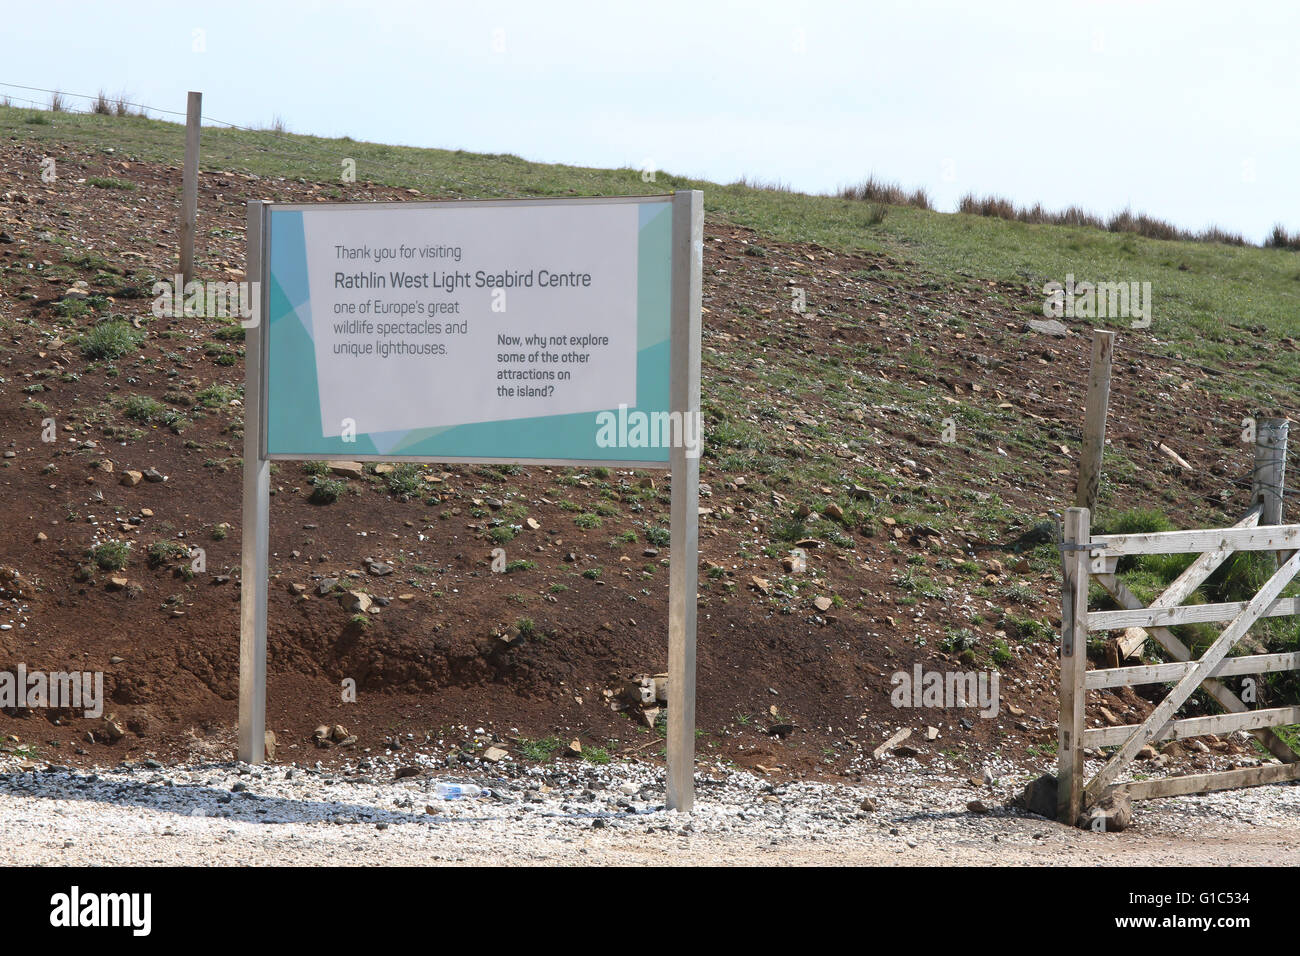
[2,747,1300,865]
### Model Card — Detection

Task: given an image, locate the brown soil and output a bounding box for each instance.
[0,138,1274,778]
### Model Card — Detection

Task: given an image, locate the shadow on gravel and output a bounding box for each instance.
[890,807,1053,827]
[0,766,657,827]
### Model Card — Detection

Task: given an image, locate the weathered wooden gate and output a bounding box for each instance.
[1058,502,1300,823]
[1056,328,1300,824]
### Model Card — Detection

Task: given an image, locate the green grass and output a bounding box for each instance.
[309,475,346,504]
[1005,614,1054,643]
[89,540,130,571]
[8,107,1300,678]
[941,626,978,656]
[79,320,141,360]
[146,539,188,569]
[64,252,118,272]
[644,524,671,548]
[1095,508,1300,705]
[991,638,1013,667]
[384,463,423,501]
[195,383,238,407]
[122,394,163,422]
[6,101,1294,406]
[516,736,561,762]
[771,517,807,543]
[53,297,94,320]
[122,394,186,431]
[86,175,134,190]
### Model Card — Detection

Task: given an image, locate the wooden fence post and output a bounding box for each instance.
[1252,417,1288,571]
[180,91,202,284]
[1058,506,1090,824]
[1075,329,1115,513]
[1252,418,1289,525]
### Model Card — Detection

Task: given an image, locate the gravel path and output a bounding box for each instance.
[2,750,1299,866]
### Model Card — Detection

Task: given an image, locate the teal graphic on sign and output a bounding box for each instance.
[263,198,674,463]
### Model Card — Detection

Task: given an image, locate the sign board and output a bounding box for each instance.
[261,196,687,465]
[240,192,703,809]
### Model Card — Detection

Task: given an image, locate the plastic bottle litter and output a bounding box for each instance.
[433,782,489,799]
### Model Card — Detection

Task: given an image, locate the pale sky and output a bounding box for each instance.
[4,0,1297,241]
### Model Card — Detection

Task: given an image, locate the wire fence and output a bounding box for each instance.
[3,80,1297,517]
[0,80,540,196]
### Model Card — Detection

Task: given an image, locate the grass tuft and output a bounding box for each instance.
[80,320,142,360]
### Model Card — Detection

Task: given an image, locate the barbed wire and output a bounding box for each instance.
[1113,339,1300,415]
[5,80,1297,516]
[809,270,1294,516]
[822,247,1300,417]
[0,82,189,120]
[0,81,507,195]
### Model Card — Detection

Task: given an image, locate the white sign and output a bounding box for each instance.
[295,202,641,437]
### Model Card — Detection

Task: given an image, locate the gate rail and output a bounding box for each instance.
[1058,504,1300,823]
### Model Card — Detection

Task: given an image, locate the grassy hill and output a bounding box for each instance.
[2,102,1299,774]
[6,103,1299,411]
